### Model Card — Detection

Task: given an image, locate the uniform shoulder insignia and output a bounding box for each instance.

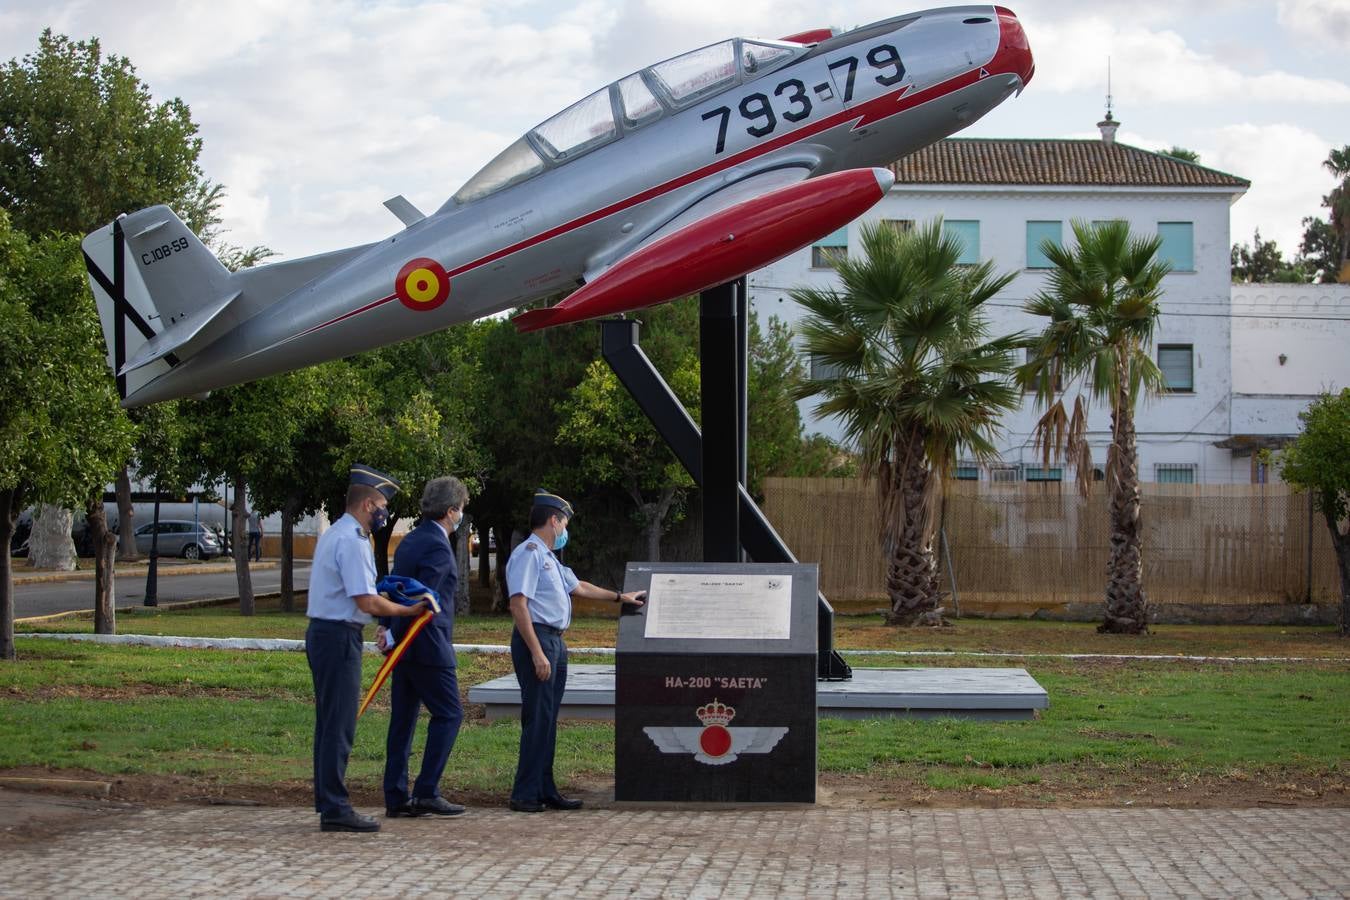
[525,543,537,551]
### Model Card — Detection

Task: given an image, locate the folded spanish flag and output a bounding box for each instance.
[357,576,441,719]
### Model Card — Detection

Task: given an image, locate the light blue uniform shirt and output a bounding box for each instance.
[505,533,579,631]
[306,513,378,625]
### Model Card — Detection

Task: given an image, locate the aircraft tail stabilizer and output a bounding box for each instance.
[83,205,241,400]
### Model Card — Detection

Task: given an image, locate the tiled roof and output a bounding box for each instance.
[891,139,1250,189]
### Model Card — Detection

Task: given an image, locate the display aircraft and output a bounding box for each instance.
[84,5,1034,407]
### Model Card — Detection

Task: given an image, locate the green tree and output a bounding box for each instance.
[1158,146,1200,163]
[792,220,1022,626]
[1018,219,1172,635]
[246,362,360,611]
[1231,227,1307,283]
[1297,146,1350,283]
[1299,216,1341,283]
[0,215,133,658]
[1323,146,1350,281]
[178,373,327,615]
[555,299,703,563]
[345,329,486,583]
[1,29,226,595]
[471,308,598,603]
[747,315,810,499]
[1278,389,1350,636]
[0,31,206,235]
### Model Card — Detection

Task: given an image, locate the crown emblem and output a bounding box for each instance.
[695,699,735,727]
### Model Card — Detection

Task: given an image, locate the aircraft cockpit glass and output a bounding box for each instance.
[532,88,619,162]
[617,73,662,127]
[452,137,545,205]
[740,41,795,76]
[650,40,737,106]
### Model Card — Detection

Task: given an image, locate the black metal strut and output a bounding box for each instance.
[600,280,852,681]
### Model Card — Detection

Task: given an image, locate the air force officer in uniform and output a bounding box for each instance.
[506,489,645,812]
[305,465,428,833]
[380,476,470,818]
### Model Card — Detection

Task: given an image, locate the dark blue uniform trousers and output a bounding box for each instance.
[305,618,363,818]
[510,627,567,805]
[383,663,463,806]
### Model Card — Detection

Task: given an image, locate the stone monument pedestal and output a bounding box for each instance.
[614,561,818,804]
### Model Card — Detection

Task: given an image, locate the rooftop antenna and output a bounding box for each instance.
[1097,56,1119,144]
[1105,57,1113,120]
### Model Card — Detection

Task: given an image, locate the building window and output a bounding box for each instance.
[809,356,843,380]
[811,227,847,268]
[1155,463,1196,484]
[989,466,1019,483]
[1025,220,1061,269]
[1023,348,1063,394]
[943,220,979,265]
[1158,344,1194,392]
[882,218,915,234]
[953,463,979,481]
[1022,465,1063,482]
[1157,222,1194,272]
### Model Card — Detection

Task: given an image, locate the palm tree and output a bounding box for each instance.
[792,220,1022,625]
[1018,219,1171,634]
[1322,146,1350,281]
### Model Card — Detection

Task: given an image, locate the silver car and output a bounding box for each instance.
[133,520,222,560]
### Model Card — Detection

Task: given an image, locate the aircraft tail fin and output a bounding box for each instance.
[83,206,240,401]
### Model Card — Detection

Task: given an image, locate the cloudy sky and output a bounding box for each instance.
[2,0,1346,260]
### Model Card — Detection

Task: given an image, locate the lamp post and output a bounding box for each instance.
[144,483,161,607]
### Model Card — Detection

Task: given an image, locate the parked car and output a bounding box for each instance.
[133,520,222,560]
[468,526,496,555]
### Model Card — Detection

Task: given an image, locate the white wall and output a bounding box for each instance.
[750,183,1244,482]
[1231,284,1350,397]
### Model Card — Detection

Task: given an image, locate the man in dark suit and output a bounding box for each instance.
[379,476,470,818]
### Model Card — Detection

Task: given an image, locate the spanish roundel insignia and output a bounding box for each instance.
[395,257,450,312]
[642,699,788,766]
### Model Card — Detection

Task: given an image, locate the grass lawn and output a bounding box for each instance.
[2,628,1346,806]
[19,596,1350,658]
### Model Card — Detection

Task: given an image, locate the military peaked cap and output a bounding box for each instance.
[350,464,401,501]
[531,488,574,518]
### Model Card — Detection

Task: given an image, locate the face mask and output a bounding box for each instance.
[449,509,462,532]
[370,506,389,533]
[552,527,569,551]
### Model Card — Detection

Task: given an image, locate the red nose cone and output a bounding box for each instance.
[994,7,1035,87]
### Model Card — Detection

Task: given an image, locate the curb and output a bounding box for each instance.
[0,776,112,797]
[13,561,280,586]
[15,592,288,625]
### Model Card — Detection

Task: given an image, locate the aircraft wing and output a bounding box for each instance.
[513,167,893,332]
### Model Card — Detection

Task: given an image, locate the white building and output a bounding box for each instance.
[747,124,1344,485]
[1226,282,1350,482]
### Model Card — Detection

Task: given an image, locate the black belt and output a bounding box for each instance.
[309,618,364,632]
[531,623,564,636]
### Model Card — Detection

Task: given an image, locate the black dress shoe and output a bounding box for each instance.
[542,795,583,810]
[411,796,466,816]
[385,802,426,818]
[508,799,545,813]
[320,810,381,832]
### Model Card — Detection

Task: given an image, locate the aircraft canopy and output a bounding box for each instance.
[451,37,805,205]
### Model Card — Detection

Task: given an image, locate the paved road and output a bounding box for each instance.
[6,803,1346,898]
[13,564,310,619]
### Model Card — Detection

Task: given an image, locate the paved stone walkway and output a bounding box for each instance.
[7,805,1348,898]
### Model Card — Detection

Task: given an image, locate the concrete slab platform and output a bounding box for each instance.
[468,664,1049,721]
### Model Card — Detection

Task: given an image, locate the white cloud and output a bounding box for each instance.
[4,0,1343,268]
[1206,123,1338,254]
[1278,0,1350,50]
[1027,15,1350,104]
